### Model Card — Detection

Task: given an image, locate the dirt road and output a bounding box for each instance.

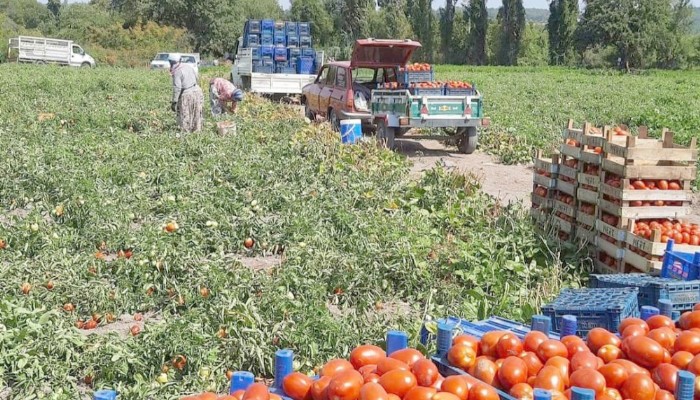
[397,137,534,206]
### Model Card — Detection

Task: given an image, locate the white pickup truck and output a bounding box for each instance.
[230,36,324,97]
[8,36,96,67]
[150,52,201,74]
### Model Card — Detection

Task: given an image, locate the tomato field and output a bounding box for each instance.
[0,63,696,398]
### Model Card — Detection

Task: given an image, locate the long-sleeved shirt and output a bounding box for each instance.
[210,78,236,102]
[171,63,199,103]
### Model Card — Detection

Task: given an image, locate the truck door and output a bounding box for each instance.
[308,66,329,113]
[71,45,84,66]
[318,66,336,117]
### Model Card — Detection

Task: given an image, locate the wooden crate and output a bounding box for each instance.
[577,187,598,205]
[595,249,623,274]
[623,247,663,274]
[533,151,560,176]
[599,198,691,219]
[534,172,557,189]
[557,154,579,182]
[597,234,625,260]
[575,223,596,244]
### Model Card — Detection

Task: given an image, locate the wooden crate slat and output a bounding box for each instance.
[552,215,574,233]
[534,173,557,188]
[597,236,625,259]
[596,219,627,241]
[601,159,696,179]
[599,199,691,219]
[623,249,663,273]
[577,187,598,204]
[553,200,576,217]
[578,172,600,188]
[556,180,577,196]
[600,183,692,202]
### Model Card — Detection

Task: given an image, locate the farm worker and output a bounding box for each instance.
[209,77,245,117]
[169,53,204,133]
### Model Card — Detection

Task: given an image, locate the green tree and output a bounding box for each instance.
[47,0,61,18]
[407,0,435,61]
[576,0,673,69]
[496,0,525,65]
[0,0,52,29]
[439,0,457,63]
[547,0,578,65]
[368,0,413,41]
[290,0,334,46]
[465,0,487,65]
[519,22,549,66]
[657,0,694,67]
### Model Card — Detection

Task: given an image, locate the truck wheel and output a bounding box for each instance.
[457,127,478,154]
[376,120,396,150]
[81,62,91,68]
[329,109,340,132]
[304,102,315,121]
[35,60,46,66]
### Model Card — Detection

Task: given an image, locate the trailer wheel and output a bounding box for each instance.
[457,127,478,154]
[376,120,396,150]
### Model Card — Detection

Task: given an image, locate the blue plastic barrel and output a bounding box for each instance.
[560,315,577,337]
[340,119,362,145]
[641,306,660,321]
[230,371,255,394]
[274,349,294,390]
[531,315,552,334]
[675,370,695,400]
[571,387,595,400]
[94,390,117,400]
[386,330,408,355]
[658,299,673,317]
[533,389,552,400]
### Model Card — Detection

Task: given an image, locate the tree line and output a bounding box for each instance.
[1,0,699,68]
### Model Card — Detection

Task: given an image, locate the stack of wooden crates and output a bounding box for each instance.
[531,119,698,275]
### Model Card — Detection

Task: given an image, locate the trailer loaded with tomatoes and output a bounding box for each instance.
[371,59,489,154]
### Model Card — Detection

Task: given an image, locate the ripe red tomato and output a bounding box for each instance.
[453,334,480,355]
[519,351,544,377]
[243,383,271,400]
[621,373,657,400]
[671,351,693,369]
[448,343,477,371]
[597,344,623,363]
[544,357,570,387]
[523,331,548,353]
[378,369,417,398]
[360,382,389,400]
[441,376,469,400]
[587,328,622,353]
[537,340,568,362]
[651,363,678,392]
[622,325,648,339]
[283,372,314,400]
[469,383,499,400]
[625,336,665,369]
[610,359,650,377]
[469,356,498,386]
[432,393,462,400]
[480,331,508,358]
[560,336,587,359]
[674,331,700,354]
[327,370,364,400]
[498,356,528,391]
[322,359,355,378]
[402,386,436,400]
[605,388,622,400]
[647,315,674,330]
[389,348,424,368]
[619,318,649,335]
[411,358,439,386]
[358,365,377,377]
[350,345,386,369]
[654,390,674,400]
[497,334,524,359]
[510,383,534,400]
[533,366,564,392]
[569,368,606,395]
[364,374,380,384]
[598,363,629,389]
[679,310,700,330]
[376,358,410,375]
[570,351,602,371]
[647,328,676,351]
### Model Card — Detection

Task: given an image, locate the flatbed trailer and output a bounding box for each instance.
[370,88,489,154]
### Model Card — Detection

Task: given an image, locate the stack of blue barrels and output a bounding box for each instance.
[243,19,317,74]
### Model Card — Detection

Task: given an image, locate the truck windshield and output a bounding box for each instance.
[181,56,195,63]
[155,53,169,61]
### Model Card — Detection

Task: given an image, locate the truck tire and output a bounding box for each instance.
[329,109,340,132]
[457,127,478,154]
[35,60,46,65]
[304,101,315,121]
[81,62,91,68]
[376,120,396,150]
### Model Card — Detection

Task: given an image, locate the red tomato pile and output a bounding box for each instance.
[632,220,700,246]
[410,82,444,89]
[604,175,683,192]
[445,81,472,89]
[447,311,700,400]
[404,63,432,72]
[181,382,283,400]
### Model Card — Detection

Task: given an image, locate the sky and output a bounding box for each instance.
[43,0,700,11]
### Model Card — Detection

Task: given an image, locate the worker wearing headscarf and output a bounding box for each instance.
[169,53,204,133]
[209,77,245,117]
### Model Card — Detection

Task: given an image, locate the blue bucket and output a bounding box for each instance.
[340,119,362,144]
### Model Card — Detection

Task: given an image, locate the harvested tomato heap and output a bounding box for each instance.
[410,82,445,89]
[631,220,700,245]
[403,63,432,72]
[446,311,700,400]
[445,81,473,89]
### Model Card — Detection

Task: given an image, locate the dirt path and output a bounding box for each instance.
[397,137,533,205]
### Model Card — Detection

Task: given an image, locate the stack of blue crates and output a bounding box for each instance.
[243,19,316,74]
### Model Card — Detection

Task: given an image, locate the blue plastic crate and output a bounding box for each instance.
[261,34,273,46]
[273,35,286,47]
[274,47,288,62]
[285,21,298,35]
[434,316,560,341]
[298,22,311,36]
[287,35,300,47]
[288,48,302,59]
[590,273,700,313]
[253,64,274,73]
[409,87,444,96]
[662,240,700,280]
[274,21,285,31]
[301,48,315,58]
[296,57,315,74]
[250,46,261,60]
[399,70,434,84]
[445,87,475,96]
[261,19,275,33]
[431,356,517,400]
[542,287,640,336]
[300,35,311,48]
[244,34,260,47]
[276,66,296,74]
[260,45,274,59]
[246,20,261,34]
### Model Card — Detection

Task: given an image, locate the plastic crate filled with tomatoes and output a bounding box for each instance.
[399,63,435,84]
